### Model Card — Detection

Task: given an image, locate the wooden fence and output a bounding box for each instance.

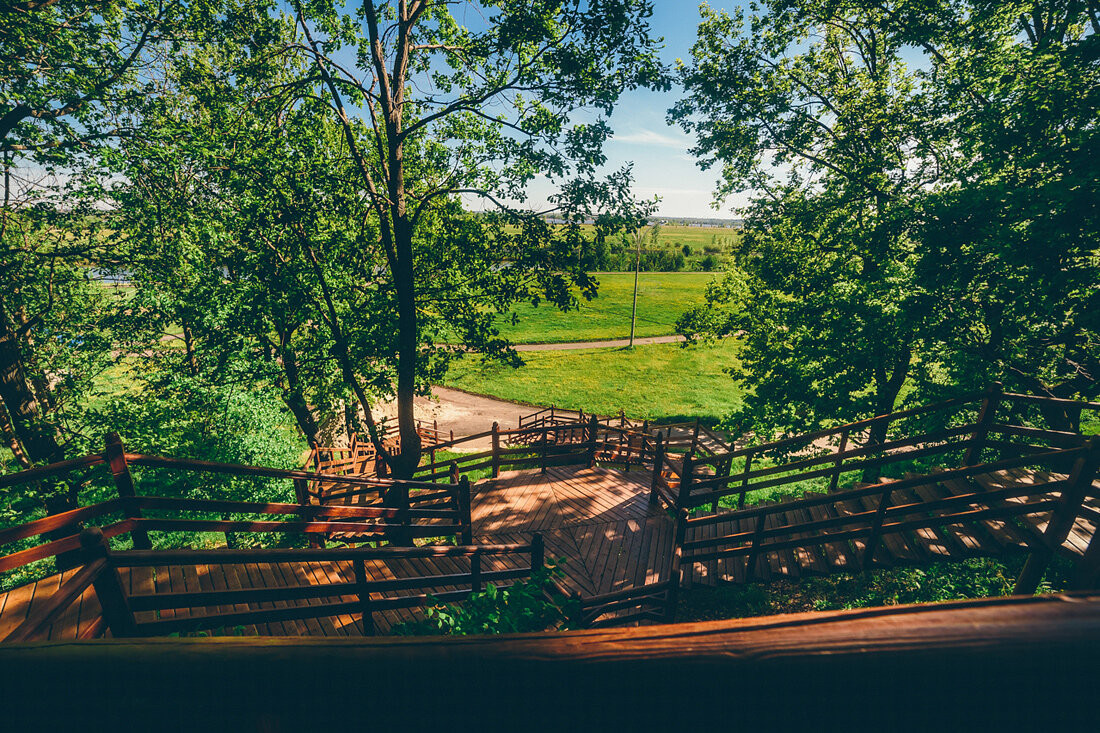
[4,526,542,642]
[0,434,470,578]
[410,387,1100,595]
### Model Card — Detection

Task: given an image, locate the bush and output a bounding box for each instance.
[700,254,720,271]
[682,244,693,256]
[389,561,577,636]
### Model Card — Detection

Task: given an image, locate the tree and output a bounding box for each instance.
[286,0,667,478]
[0,0,175,471]
[898,0,1100,423]
[671,0,942,442]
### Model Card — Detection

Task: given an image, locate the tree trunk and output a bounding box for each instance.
[277,334,320,447]
[0,306,64,466]
[862,349,911,483]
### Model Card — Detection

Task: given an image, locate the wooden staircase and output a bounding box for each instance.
[680,467,1100,587]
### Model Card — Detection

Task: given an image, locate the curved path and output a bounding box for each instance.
[513,334,684,351]
[375,335,686,449]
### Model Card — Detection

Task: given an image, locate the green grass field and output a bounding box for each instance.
[497,272,715,344]
[443,340,744,423]
[559,222,742,250]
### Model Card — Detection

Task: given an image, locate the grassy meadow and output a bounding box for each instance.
[443,339,745,423]
[498,271,714,343]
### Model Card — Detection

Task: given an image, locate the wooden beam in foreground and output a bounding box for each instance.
[1,593,1099,731]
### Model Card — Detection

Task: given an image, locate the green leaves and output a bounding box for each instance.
[390,560,574,636]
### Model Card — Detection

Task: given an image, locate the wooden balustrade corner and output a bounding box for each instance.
[677,451,694,509]
[79,527,137,638]
[585,415,600,468]
[965,382,1004,466]
[828,429,850,493]
[458,475,473,545]
[861,488,894,572]
[531,533,544,573]
[738,450,754,509]
[353,559,374,636]
[105,433,152,550]
[1015,436,1100,595]
[649,432,666,505]
[491,422,501,478]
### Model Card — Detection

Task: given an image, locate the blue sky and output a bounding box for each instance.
[599,2,748,219]
[498,2,749,220]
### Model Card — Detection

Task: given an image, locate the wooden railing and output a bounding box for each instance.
[5,526,543,641]
[673,388,1096,512]
[0,435,471,580]
[306,418,450,482]
[680,445,1098,581]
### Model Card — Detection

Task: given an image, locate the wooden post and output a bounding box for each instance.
[293,478,309,506]
[1016,437,1100,595]
[297,477,322,548]
[664,510,687,623]
[531,532,545,573]
[471,550,483,593]
[829,430,850,493]
[649,432,666,504]
[491,421,504,475]
[861,486,893,572]
[1071,530,1100,590]
[458,475,473,545]
[449,461,460,485]
[678,451,694,509]
[104,432,152,550]
[738,450,754,509]
[79,527,137,637]
[586,415,599,468]
[965,382,1003,465]
[353,558,374,636]
[745,508,768,582]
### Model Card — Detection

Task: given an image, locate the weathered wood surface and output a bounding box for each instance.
[0,466,673,640]
[681,468,1100,586]
[2,594,1098,731]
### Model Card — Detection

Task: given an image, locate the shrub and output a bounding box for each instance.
[389,561,577,636]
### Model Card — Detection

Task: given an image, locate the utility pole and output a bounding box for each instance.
[629,229,642,347]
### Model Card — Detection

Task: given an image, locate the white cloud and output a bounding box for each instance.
[611,128,692,148]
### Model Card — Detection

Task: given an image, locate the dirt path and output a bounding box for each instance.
[513,334,684,351]
[374,386,552,450]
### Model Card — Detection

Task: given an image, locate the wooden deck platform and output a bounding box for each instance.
[0,465,673,639]
[681,468,1100,586]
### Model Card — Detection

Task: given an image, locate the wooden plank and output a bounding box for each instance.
[834,498,873,564]
[911,482,982,557]
[269,562,325,637]
[209,562,258,637]
[220,562,261,636]
[939,476,1017,553]
[806,499,858,571]
[784,506,829,576]
[856,489,921,564]
[892,488,958,560]
[47,568,84,641]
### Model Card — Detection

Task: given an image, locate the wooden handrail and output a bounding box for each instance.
[0,454,106,489]
[683,445,1085,526]
[109,541,539,565]
[127,453,443,490]
[2,558,107,642]
[0,498,124,548]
